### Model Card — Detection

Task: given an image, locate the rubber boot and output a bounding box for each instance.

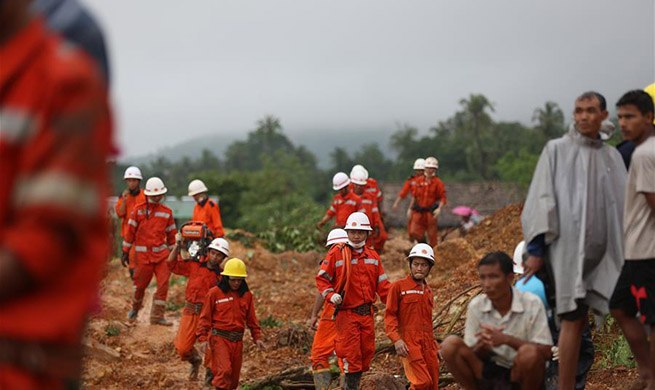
[127,308,139,321]
[150,299,172,326]
[344,372,362,390]
[188,349,202,381]
[204,367,214,388]
[312,370,332,390]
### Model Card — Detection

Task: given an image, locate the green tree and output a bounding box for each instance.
[457,94,495,179]
[533,101,565,141]
[329,147,353,174]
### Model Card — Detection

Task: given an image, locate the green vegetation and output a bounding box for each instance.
[259,315,284,328]
[113,94,614,250]
[593,317,636,369]
[105,324,122,337]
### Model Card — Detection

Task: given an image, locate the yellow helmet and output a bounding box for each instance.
[221,258,247,278]
[645,83,655,124]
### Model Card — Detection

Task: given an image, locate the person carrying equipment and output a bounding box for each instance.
[122,177,177,325]
[197,258,266,390]
[350,169,387,252]
[409,157,446,246]
[316,212,391,389]
[168,236,230,382]
[115,166,145,278]
[189,179,225,238]
[317,173,362,230]
[385,244,440,390]
[309,229,349,390]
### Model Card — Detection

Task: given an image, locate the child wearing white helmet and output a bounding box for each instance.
[115,166,146,278]
[308,229,348,389]
[317,172,362,230]
[167,236,230,382]
[385,243,439,390]
[316,212,391,389]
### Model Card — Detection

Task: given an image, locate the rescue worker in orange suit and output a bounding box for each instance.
[308,229,349,389]
[115,166,146,279]
[409,157,446,247]
[168,236,230,382]
[189,179,225,238]
[317,172,362,230]
[350,164,383,212]
[385,244,440,390]
[392,158,425,213]
[316,212,391,389]
[197,258,266,390]
[350,169,387,252]
[0,1,113,388]
[122,177,177,325]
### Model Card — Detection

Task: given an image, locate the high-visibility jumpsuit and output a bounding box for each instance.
[167,255,221,362]
[358,192,387,252]
[115,189,145,272]
[316,246,390,373]
[409,175,446,247]
[325,192,362,228]
[398,174,421,230]
[385,276,439,390]
[123,202,177,317]
[0,18,113,390]
[192,197,224,238]
[197,286,262,390]
[311,246,342,373]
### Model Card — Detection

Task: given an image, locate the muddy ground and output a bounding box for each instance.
[82,205,637,389]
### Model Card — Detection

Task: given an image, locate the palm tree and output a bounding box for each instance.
[458,94,495,179]
[532,101,565,141]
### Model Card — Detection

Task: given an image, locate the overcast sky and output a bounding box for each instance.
[83,0,655,159]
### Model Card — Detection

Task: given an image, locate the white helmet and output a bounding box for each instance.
[123,166,143,180]
[188,179,209,196]
[144,177,167,196]
[425,156,439,169]
[326,228,348,247]
[332,172,350,190]
[350,165,369,180]
[408,243,435,264]
[208,238,230,257]
[350,169,368,186]
[344,212,373,231]
[413,158,426,170]
[512,241,526,274]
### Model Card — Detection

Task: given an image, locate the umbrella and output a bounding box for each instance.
[452,206,473,216]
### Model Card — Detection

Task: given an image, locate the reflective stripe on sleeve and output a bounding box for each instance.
[123,241,132,248]
[154,211,170,218]
[321,288,335,298]
[128,219,138,227]
[135,246,147,252]
[152,244,168,252]
[335,260,344,268]
[317,270,333,282]
[12,171,99,215]
[165,224,176,232]
[364,259,378,266]
[378,273,388,282]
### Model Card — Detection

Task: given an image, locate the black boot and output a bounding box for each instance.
[344,372,362,390]
[204,367,214,388]
[188,350,202,381]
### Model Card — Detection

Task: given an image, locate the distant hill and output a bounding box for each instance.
[121,127,399,169]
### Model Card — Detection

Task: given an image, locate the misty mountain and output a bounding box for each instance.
[121,127,399,169]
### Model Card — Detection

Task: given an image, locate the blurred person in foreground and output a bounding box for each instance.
[610,90,655,390]
[521,91,627,390]
[0,0,113,388]
[441,252,552,390]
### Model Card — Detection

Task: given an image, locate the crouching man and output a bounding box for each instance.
[441,252,552,390]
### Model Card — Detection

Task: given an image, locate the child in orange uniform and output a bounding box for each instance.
[197,259,265,390]
[385,243,439,390]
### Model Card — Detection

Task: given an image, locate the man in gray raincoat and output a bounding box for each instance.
[521,91,627,390]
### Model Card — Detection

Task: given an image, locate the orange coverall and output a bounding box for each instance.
[316,246,390,373]
[0,19,113,390]
[311,246,340,372]
[167,255,221,361]
[385,276,439,390]
[197,286,262,389]
[325,192,362,228]
[409,175,446,247]
[359,192,387,251]
[115,189,145,271]
[398,174,421,200]
[123,202,177,311]
[193,198,224,238]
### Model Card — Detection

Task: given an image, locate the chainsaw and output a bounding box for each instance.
[180,221,214,261]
